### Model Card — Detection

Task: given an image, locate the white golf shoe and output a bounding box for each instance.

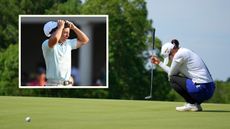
[176,103,202,112]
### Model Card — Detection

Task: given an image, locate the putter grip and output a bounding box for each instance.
[152,29,155,49]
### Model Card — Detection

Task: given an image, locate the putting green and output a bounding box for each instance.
[0,96,229,129]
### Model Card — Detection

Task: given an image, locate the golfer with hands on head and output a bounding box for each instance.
[42,20,89,86]
[151,39,215,111]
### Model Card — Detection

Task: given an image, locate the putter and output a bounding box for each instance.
[145,29,155,100]
[145,67,153,99]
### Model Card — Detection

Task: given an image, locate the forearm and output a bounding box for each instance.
[151,56,170,73]
[72,26,89,44]
[168,61,180,76]
[159,62,170,73]
[48,26,63,48]
[159,61,181,81]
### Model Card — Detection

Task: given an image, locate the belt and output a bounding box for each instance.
[63,80,73,86]
[194,82,213,85]
[47,80,73,86]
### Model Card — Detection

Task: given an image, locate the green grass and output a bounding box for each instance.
[0,96,229,129]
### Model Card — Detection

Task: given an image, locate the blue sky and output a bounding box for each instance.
[146,0,230,81]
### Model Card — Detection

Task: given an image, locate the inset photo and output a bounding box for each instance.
[19,15,108,88]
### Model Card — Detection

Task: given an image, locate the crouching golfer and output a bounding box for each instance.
[151,39,215,111]
[42,20,89,86]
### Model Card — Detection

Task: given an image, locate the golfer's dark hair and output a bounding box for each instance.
[50,27,58,35]
[171,39,180,48]
[50,21,70,35]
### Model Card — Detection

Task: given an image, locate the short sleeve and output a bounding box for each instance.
[68,38,77,50]
[42,40,49,51]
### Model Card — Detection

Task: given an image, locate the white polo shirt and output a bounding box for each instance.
[159,48,213,83]
[42,39,77,81]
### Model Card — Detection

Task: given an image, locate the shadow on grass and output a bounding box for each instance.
[202,110,230,113]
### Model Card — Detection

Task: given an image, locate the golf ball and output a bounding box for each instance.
[25,117,31,122]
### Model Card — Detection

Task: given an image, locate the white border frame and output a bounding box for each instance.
[19,15,109,89]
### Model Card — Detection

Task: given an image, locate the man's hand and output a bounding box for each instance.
[48,20,65,48]
[66,20,89,46]
[65,20,75,30]
[151,56,160,65]
[57,20,65,29]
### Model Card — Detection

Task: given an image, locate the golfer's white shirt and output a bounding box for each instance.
[159,48,213,83]
[42,39,77,81]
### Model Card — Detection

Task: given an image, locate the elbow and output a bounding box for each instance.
[52,37,58,43]
[82,37,89,45]
[169,75,175,83]
[48,37,58,48]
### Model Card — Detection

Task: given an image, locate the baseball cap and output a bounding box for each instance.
[43,21,58,37]
[160,42,175,65]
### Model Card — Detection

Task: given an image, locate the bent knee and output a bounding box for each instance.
[169,75,176,83]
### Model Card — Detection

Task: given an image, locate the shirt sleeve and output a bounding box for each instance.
[159,59,182,81]
[159,50,185,80]
[42,40,49,52]
[42,40,50,59]
[68,38,78,50]
[168,53,185,76]
[168,60,182,76]
[159,62,170,73]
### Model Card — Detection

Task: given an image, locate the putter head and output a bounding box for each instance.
[145,96,152,99]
